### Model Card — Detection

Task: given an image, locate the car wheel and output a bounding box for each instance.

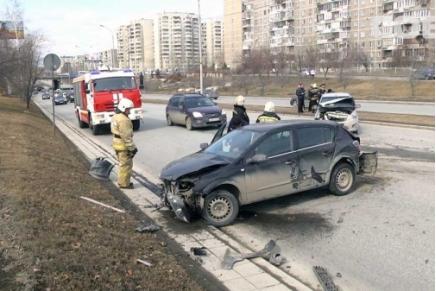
[77,112,88,128]
[186,117,193,130]
[202,189,239,227]
[132,119,140,131]
[329,163,355,196]
[166,114,173,126]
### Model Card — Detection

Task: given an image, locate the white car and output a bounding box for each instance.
[315,92,359,134]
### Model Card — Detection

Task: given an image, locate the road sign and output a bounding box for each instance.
[43,53,61,71]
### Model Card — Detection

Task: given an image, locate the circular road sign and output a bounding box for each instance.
[43,53,61,71]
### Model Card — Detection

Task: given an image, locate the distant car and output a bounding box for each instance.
[166,93,226,130]
[413,68,435,80]
[41,92,51,100]
[315,92,359,134]
[54,91,68,105]
[203,86,219,99]
[160,120,378,226]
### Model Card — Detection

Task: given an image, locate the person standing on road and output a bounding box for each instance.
[296,83,305,114]
[111,98,138,189]
[228,95,250,132]
[308,83,319,113]
[256,102,281,123]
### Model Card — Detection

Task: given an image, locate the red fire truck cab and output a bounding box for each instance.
[72,70,143,135]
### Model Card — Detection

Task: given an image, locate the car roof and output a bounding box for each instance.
[171,93,205,98]
[321,92,352,99]
[242,120,338,132]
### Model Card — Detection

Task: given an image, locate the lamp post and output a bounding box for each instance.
[99,24,116,68]
[198,0,203,94]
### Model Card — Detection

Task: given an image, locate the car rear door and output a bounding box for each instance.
[243,129,299,204]
[295,126,335,190]
[167,96,181,124]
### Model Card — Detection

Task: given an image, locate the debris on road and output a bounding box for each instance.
[190,247,207,256]
[135,222,160,233]
[222,240,285,270]
[79,196,125,213]
[88,157,114,180]
[313,266,339,291]
[136,259,153,267]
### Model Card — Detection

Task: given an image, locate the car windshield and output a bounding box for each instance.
[93,77,136,91]
[185,97,215,108]
[205,129,263,160]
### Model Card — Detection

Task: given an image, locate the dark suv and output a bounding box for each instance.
[166,94,226,130]
[160,120,377,226]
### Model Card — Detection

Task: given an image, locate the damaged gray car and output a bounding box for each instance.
[160,120,377,226]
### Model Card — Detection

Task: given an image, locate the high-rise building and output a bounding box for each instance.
[116,19,154,73]
[224,0,434,70]
[98,49,118,68]
[154,12,200,72]
[205,19,224,68]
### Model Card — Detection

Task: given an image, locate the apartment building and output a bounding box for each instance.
[154,12,200,72]
[373,0,435,67]
[205,19,224,68]
[98,49,118,68]
[224,0,434,70]
[116,19,154,73]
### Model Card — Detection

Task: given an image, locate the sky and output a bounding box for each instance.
[0,0,224,56]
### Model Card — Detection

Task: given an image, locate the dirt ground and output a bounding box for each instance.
[0,96,217,290]
[146,76,435,102]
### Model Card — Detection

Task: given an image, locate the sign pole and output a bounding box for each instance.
[51,66,55,134]
[43,53,61,135]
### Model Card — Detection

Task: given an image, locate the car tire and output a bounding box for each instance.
[186,117,193,130]
[202,189,239,227]
[89,114,100,135]
[77,112,88,128]
[166,114,173,126]
[329,162,355,196]
[132,119,140,131]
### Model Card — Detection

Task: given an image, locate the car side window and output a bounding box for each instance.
[296,127,333,149]
[254,130,293,158]
[170,97,180,107]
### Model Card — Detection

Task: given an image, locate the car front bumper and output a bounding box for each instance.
[191,113,227,128]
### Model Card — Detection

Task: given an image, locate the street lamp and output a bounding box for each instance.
[99,24,116,68]
[198,0,203,94]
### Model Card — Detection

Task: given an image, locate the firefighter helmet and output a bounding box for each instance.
[264,101,275,112]
[117,98,134,113]
[235,95,245,106]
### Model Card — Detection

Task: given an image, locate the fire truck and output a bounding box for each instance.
[72,70,143,135]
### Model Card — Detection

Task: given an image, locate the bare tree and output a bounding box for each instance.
[337,50,353,90]
[305,46,318,71]
[318,46,339,79]
[354,48,372,72]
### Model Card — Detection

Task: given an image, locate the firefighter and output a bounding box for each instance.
[228,95,250,132]
[256,101,281,123]
[308,83,319,113]
[295,83,306,114]
[111,98,138,189]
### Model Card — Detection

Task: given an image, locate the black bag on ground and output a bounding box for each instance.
[89,157,114,180]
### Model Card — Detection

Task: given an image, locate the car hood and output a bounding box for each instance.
[160,152,230,180]
[187,106,221,114]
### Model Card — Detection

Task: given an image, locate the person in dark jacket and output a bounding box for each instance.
[228,95,250,132]
[256,102,281,123]
[295,83,305,114]
[308,83,319,113]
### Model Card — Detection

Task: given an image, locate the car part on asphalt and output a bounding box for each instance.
[79,196,126,213]
[135,222,160,233]
[222,240,285,270]
[89,157,114,180]
[313,266,339,291]
[191,247,207,256]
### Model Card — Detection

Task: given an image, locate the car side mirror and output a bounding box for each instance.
[86,89,90,94]
[247,154,267,164]
[200,143,208,150]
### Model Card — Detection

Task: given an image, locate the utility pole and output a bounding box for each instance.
[99,24,116,68]
[198,0,203,94]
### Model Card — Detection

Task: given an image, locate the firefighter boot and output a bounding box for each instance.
[116,150,133,188]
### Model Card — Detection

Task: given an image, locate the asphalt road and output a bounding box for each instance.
[37,98,435,291]
[143,93,435,116]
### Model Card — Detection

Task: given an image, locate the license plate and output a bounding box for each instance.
[209,117,220,122]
